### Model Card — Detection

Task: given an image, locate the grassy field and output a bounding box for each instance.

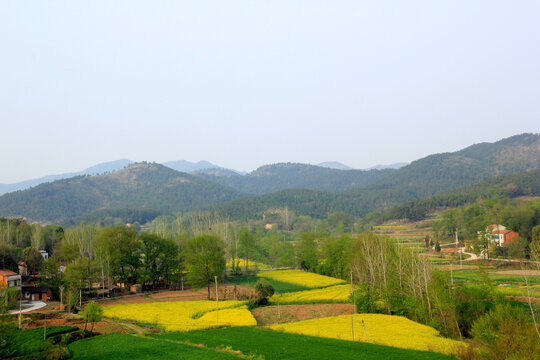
[268,314,463,355]
[228,274,311,293]
[68,333,240,360]
[448,267,540,300]
[103,300,256,331]
[1,326,78,359]
[151,326,456,360]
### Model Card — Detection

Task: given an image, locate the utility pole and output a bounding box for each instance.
[215,276,219,324]
[19,290,22,329]
[277,294,281,320]
[450,263,454,298]
[59,286,64,310]
[362,319,367,340]
[43,314,47,340]
[101,263,105,299]
[350,271,355,341]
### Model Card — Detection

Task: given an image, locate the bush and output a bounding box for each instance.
[248,279,275,309]
[471,303,540,359]
[254,279,274,299]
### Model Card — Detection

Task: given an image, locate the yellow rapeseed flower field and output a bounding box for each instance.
[103,300,256,331]
[271,284,350,303]
[227,259,269,269]
[269,314,463,355]
[258,270,345,288]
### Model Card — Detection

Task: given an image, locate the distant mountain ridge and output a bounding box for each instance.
[0,133,538,223]
[317,161,353,170]
[0,163,243,223]
[0,159,134,196]
[366,162,408,170]
[213,133,540,218]
[194,163,396,194]
[162,160,220,173]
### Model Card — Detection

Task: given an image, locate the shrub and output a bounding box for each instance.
[471,303,540,359]
[255,279,274,299]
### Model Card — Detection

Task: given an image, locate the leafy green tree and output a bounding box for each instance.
[40,257,60,288]
[139,233,179,288]
[238,228,256,273]
[81,301,103,331]
[182,235,226,299]
[95,226,140,287]
[0,244,20,272]
[296,232,318,271]
[23,247,43,273]
[318,235,351,279]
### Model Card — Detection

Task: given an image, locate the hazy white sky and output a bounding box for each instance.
[1,1,539,183]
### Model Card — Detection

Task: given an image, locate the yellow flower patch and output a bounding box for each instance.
[271,284,351,303]
[227,259,269,269]
[103,300,256,331]
[258,270,345,289]
[269,314,463,355]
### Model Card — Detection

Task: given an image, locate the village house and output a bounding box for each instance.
[485,224,519,247]
[0,269,22,289]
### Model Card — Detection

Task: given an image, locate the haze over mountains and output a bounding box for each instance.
[0,133,538,224]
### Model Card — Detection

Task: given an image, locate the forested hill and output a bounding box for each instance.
[0,163,243,223]
[367,169,540,223]
[0,133,538,224]
[193,163,396,194]
[214,134,540,219]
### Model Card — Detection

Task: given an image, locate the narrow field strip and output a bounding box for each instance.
[151,326,456,360]
[268,314,464,355]
[102,300,256,331]
[258,269,346,288]
[270,284,351,304]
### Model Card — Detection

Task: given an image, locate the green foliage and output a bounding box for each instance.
[23,246,43,273]
[368,169,540,223]
[152,327,455,360]
[139,233,179,287]
[296,232,318,271]
[0,326,75,359]
[96,226,140,287]
[250,278,275,307]
[81,301,103,331]
[238,228,256,272]
[182,234,226,298]
[317,235,352,279]
[471,303,540,359]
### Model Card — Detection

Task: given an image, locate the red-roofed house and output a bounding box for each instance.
[0,269,22,288]
[492,229,519,247]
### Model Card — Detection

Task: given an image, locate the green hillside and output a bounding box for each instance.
[214,134,540,219]
[0,163,243,223]
[194,162,396,194]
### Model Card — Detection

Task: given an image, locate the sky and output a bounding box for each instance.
[1,1,539,183]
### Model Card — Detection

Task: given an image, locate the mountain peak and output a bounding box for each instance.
[317,161,353,170]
